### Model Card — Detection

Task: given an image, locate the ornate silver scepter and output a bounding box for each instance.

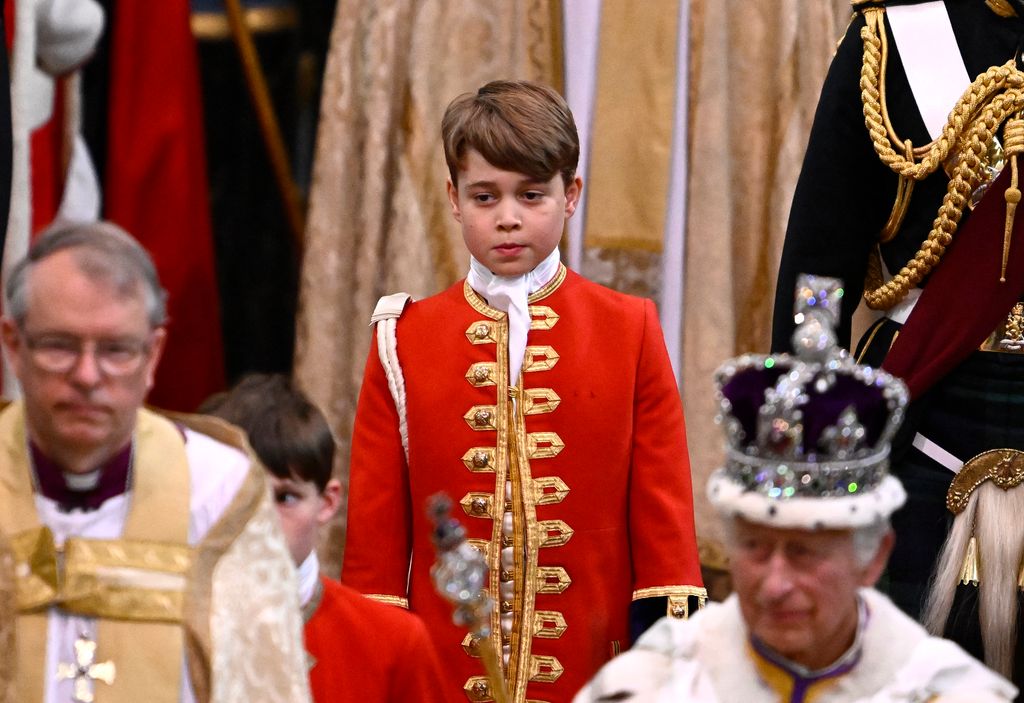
[428,493,510,703]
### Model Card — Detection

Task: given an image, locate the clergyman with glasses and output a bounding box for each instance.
[0,221,311,703]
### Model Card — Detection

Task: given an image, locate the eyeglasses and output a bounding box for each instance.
[21,332,154,377]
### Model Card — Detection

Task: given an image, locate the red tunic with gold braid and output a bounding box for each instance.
[343,265,705,703]
[304,576,447,703]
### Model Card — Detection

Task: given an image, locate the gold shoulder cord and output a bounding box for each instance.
[858,7,1024,310]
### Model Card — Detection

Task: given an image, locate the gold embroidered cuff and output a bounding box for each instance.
[632,585,709,619]
[364,593,409,609]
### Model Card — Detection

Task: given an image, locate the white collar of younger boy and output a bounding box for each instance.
[467,248,560,386]
[297,550,320,608]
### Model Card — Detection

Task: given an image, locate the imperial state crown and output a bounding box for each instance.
[708,275,909,529]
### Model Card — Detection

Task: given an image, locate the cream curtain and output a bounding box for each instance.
[297,0,853,577]
[683,0,852,567]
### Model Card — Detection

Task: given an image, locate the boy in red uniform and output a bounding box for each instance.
[204,374,447,703]
[345,80,706,703]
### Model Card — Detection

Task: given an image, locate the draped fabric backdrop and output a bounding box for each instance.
[298,0,851,578]
[682,0,851,568]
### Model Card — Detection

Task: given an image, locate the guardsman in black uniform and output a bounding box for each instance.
[772,0,1024,685]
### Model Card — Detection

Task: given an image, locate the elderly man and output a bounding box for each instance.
[574,277,1017,703]
[0,222,310,703]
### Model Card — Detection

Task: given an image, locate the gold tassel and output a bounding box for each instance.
[960,536,980,586]
[1002,119,1024,281]
[1018,559,1024,590]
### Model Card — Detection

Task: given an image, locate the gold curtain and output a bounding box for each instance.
[585,0,680,253]
[682,0,852,567]
[295,0,561,577]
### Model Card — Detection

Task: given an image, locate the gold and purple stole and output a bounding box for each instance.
[0,401,191,703]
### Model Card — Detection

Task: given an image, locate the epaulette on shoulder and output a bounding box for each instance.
[371,293,413,463]
[370,292,412,326]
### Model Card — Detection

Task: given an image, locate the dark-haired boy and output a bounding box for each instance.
[344,80,706,702]
[204,374,447,703]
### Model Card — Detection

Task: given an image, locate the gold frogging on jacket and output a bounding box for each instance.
[458,277,573,701]
[946,448,1024,586]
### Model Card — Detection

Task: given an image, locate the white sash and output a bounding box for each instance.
[886,1,972,141]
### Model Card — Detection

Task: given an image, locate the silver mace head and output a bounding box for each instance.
[428,493,494,633]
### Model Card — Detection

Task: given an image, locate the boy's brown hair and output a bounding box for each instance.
[442,79,580,188]
[200,373,335,492]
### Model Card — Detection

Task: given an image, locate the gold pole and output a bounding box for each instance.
[477,638,510,703]
[221,0,306,251]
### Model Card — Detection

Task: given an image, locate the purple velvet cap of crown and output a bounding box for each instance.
[708,274,909,527]
[721,362,890,459]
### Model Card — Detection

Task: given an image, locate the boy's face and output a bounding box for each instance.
[270,473,341,565]
[447,149,582,277]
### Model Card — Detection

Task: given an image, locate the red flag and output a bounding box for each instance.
[104,0,225,411]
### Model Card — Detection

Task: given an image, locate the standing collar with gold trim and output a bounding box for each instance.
[463,263,568,318]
